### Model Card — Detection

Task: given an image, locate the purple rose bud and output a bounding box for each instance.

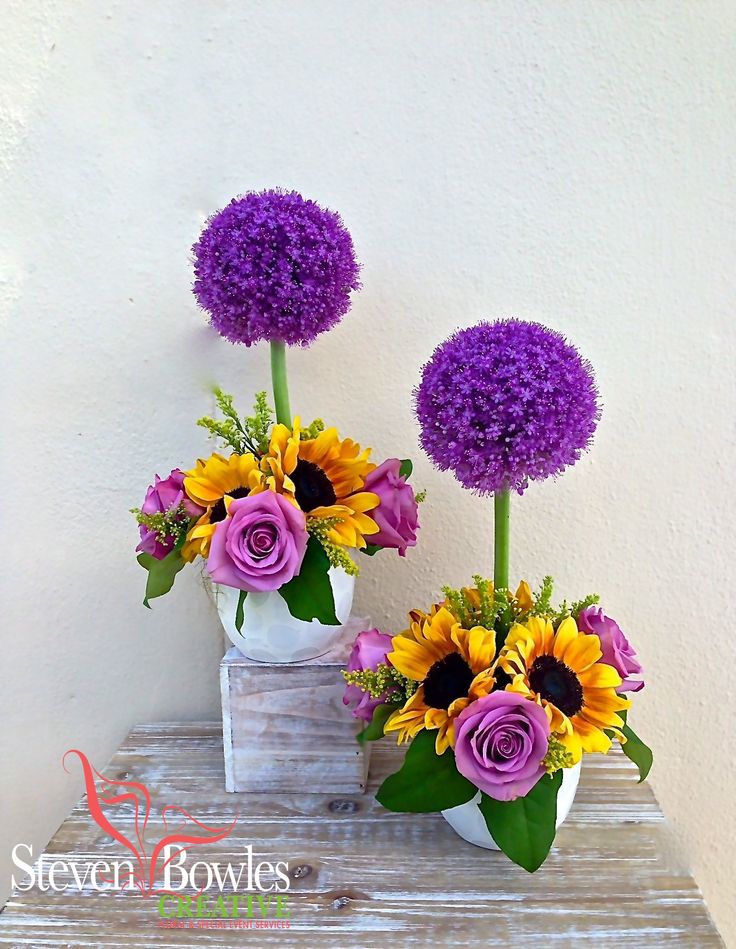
[362,459,419,557]
[207,492,307,592]
[454,692,551,801]
[343,628,394,722]
[577,606,644,693]
[136,469,203,561]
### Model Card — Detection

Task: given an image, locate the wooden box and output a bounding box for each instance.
[220,622,370,794]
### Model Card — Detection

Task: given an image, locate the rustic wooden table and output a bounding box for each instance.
[0,722,723,948]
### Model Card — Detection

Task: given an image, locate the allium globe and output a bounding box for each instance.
[192,189,360,347]
[415,319,600,494]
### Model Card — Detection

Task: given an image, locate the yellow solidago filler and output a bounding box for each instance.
[181,453,263,561]
[441,578,533,630]
[499,615,630,764]
[384,607,497,755]
[259,418,380,549]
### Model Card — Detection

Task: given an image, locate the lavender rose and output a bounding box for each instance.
[577,606,644,693]
[363,459,419,556]
[207,492,307,592]
[136,469,203,560]
[343,628,395,722]
[454,692,551,801]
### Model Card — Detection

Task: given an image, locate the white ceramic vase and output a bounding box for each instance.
[441,761,582,849]
[214,565,356,663]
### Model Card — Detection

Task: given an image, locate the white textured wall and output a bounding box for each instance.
[2,1,734,942]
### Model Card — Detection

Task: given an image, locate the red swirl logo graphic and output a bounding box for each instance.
[63,749,237,898]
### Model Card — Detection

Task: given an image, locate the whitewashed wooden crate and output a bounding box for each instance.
[220,620,370,794]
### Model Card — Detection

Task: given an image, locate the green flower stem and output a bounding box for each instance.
[494,488,511,590]
[270,340,292,426]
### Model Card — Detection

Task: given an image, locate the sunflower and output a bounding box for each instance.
[260,419,380,549]
[181,452,263,560]
[499,615,630,763]
[383,607,497,754]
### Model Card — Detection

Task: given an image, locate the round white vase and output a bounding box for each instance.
[441,761,582,849]
[214,566,356,663]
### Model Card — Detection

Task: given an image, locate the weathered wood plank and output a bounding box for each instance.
[0,723,723,948]
[221,642,369,794]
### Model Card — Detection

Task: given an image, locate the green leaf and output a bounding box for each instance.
[137,550,186,608]
[357,703,399,745]
[399,458,413,479]
[477,770,562,872]
[235,590,247,633]
[376,730,476,812]
[278,536,339,625]
[621,723,653,782]
[361,544,381,556]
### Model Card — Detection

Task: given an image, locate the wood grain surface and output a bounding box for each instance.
[221,646,369,794]
[0,722,723,948]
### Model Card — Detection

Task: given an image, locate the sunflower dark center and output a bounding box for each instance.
[211,487,251,524]
[291,459,337,512]
[423,652,475,710]
[528,655,584,716]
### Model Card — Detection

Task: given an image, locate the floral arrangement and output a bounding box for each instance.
[342,319,652,871]
[132,190,420,626]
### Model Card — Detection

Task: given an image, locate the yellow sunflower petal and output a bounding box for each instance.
[553,616,579,658]
[447,696,470,717]
[388,639,439,681]
[562,632,603,672]
[435,720,454,754]
[514,580,533,612]
[579,707,626,731]
[384,690,427,743]
[506,673,534,699]
[424,607,457,643]
[424,708,448,730]
[578,663,623,690]
[346,491,380,513]
[468,669,496,700]
[583,689,631,714]
[571,715,613,755]
[454,625,496,673]
[559,728,584,764]
[184,452,262,507]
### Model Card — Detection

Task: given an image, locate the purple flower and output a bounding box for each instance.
[192,189,361,347]
[577,606,644,693]
[454,692,550,801]
[363,459,419,556]
[415,319,600,494]
[207,492,307,592]
[136,470,203,561]
[343,628,394,722]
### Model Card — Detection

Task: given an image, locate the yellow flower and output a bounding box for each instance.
[499,615,630,764]
[383,607,497,754]
[181,453,263,560]
[445,579,533,623]
[514,579,533,612]
[259,419,380,549]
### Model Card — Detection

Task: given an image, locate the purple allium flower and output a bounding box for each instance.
[192,189,361,347]
[415,319,600,494]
